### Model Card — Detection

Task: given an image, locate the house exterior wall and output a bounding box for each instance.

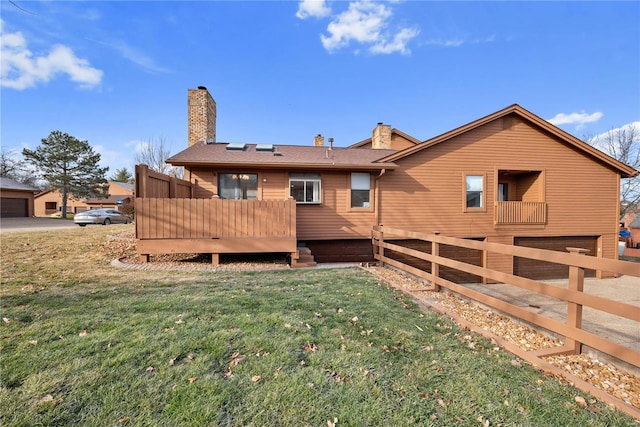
[34,191,88,216]
[378,115,621,276]
[188,167,377,241]
[34,182,134,216]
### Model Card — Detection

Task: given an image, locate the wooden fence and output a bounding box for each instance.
[372,225,640,366]
[372,225,640,417]
[135,164,193,198]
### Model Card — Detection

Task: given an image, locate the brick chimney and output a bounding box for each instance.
[314,134,325,147]
[188,86,216,147]
[372,123,391,149]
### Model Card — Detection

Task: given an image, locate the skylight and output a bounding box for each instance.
[256,144,274,152]
[226,142,246,151]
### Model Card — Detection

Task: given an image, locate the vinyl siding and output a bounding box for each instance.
[379,116,621,274]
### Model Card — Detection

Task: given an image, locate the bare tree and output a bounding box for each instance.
[586,124,640,218]
[134,136,183,179]
[0,148,42,188]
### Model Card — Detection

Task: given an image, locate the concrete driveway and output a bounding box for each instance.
[0,217,78,233]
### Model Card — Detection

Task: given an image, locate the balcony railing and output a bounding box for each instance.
[494,201,547,225]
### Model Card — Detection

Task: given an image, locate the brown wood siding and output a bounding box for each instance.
[295,172,377,240]
[486,235,514,277]
[302,239,374,263]
[516,172,541,202]
[383,239,483,283]
[379,116,620,277]
[514,236,597,279]
[191,168,216,198]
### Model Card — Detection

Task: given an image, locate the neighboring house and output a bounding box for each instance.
[34,181,134,217]
[148,87,637,280]
[0,177,39,217]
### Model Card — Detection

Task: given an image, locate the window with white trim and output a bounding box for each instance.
[289,173,321,204]
[466,175,483,208]
[350,173,371,208]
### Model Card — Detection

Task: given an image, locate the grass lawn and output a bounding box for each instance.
[1,226,635,426]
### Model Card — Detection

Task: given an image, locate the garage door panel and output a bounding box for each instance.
[514,236,596,280]
[1,198,28,217]
[386,239,483,284]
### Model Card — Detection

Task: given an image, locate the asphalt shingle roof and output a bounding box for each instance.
[167,142,399,170]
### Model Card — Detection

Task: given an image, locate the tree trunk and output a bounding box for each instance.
[61,186,68,219]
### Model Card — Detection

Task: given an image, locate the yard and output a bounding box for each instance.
[0,226,636,426]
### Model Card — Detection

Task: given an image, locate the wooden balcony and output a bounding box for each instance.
[494,201,547,225]
[135,198,298,264]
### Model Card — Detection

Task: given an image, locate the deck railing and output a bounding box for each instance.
[494,201,546,224]
[136,198,296,239]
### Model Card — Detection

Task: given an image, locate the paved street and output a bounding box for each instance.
[0,217,78,233]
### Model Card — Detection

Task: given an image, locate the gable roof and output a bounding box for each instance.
[167,142,399,171]
[111,181,134,193]
[378,104,639,178]
[348,128,422,149]
[0,177,39,192]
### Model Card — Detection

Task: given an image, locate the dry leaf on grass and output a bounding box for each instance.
[365,266,640,411]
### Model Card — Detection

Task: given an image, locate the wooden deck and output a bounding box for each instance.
[135,198,299,265]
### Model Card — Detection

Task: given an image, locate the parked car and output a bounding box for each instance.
[74,208,131,226]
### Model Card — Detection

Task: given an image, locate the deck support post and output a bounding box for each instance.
[139,254,149,263]
[212,253,220,266]
[565,247,589,354]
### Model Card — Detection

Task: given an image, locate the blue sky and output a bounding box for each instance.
[2,0,639,176]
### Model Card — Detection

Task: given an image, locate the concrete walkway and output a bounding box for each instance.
[465,275,640,354]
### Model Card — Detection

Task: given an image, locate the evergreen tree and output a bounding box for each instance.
[110,167,134,183]
[23,131,109,218]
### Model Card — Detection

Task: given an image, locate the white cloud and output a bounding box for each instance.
[296,0,331,19]
[0,24,103,90]
[369,27,420,55]
[109,40,170,74]
[320,0,418,55]
[547,111,604,128]
[424,35,495,48]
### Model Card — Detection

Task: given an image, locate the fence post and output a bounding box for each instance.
[136,164,149,198]
[565,247,589,354]
[432,231,440,291]
[169,175,177,199]
[379,226,385,267]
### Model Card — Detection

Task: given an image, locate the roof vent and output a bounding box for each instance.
[206,138,215,144]
[226,142,247,151]
[197,85,207,90]
[256,144,274,152]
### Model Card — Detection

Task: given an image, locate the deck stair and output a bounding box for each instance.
[292,246,317,268]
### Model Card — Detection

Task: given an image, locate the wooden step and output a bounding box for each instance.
[292,246,317,268]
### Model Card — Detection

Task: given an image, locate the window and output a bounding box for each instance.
[218,173,258,200]
[290,173,321,204]
[498,183,508,202]
[45,202,57,210]
[466,175,483,208]
[351,173,371,208]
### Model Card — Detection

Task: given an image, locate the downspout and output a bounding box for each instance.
[375,169,386,226]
